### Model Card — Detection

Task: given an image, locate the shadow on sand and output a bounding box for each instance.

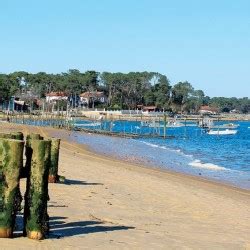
[62,178,103,186]
[14,215,135,239]
[49,216,135,239]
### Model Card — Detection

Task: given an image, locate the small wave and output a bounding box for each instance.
[188,159,227,171]
[142,142,160,148]
[141,141,192,157]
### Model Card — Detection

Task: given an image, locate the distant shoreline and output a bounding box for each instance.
[0,111,249,122]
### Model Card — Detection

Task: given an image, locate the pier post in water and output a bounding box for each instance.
[48,138,61,183]
[0,139,24,238]
[163,114,167,139]
[24,139,51,240]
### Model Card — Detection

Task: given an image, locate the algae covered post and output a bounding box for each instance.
[48,138,61,183]
[0,132,24,140]
[0,133,15,139]
[11,132,24,141]
[0,139,24,238]
[24,139,51,240]
[23,133,43,178]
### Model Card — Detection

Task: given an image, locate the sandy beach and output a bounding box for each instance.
[0,122,250,249]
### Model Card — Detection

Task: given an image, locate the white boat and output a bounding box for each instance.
[207,129,237,135]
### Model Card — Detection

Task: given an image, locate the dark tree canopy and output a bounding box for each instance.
[0,70,249,113]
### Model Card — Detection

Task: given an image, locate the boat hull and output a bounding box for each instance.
[207,129,237,135]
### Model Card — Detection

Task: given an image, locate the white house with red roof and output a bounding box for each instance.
[199,105,219,115]
[46,92,68,103]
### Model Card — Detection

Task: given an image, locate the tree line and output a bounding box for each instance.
[0,70,249,113]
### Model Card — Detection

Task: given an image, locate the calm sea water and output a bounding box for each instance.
[71,120,250,190]
[14,118,250,189]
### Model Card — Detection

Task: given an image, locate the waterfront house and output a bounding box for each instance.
[199,105,219,115]
[46,92,68,103]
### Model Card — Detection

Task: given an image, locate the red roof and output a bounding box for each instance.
[143,106,156,110]
[46,92,67,97]
[199,106,218,112]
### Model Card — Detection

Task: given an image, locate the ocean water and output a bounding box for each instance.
[70,120,250,190]
[13,118,250,189]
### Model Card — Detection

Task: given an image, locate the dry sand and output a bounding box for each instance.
[0,122,250,249]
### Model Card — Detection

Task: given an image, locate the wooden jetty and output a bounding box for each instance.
[73,127,175,139]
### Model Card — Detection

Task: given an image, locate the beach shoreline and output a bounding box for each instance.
[49,123,250,191]
[1,121,250,195]
[0,122,250,249]
[65,130,250,194]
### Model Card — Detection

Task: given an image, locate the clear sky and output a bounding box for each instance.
[0,0,249,97]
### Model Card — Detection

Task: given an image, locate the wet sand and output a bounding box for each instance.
[0,122,250,249]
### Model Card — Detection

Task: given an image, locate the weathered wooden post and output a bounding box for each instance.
[48,138,61,183]
[23,133,43,178]
[0,133,15,139]
[11,132,24,141]
[23,139,51,240]
[26,133,43,141]
[0,139,24,238]
[163,114,167,139]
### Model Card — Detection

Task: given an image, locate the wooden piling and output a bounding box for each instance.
[163,114,167,139]
[24,139,51,240]
[22,133,43,179]
[11,132,24,141]
[0,133,15,139]
[48,138,61,183]
[0,139,24,238]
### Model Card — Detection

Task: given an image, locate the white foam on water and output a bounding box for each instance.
[142,142,160,148]
[146,143,159,148]
[141,141,193,157]
[188,159,227,171]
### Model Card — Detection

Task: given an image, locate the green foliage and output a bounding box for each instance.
[54,100,67,111]
[0,70,249,113]
[209,97,250,113]
[171,81,194,113]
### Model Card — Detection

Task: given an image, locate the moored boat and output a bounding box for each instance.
[207,129,237,135]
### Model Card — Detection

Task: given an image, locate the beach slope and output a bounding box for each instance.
[0,123,250,249]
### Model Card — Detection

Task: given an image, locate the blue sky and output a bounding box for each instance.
[0,0,249,97]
